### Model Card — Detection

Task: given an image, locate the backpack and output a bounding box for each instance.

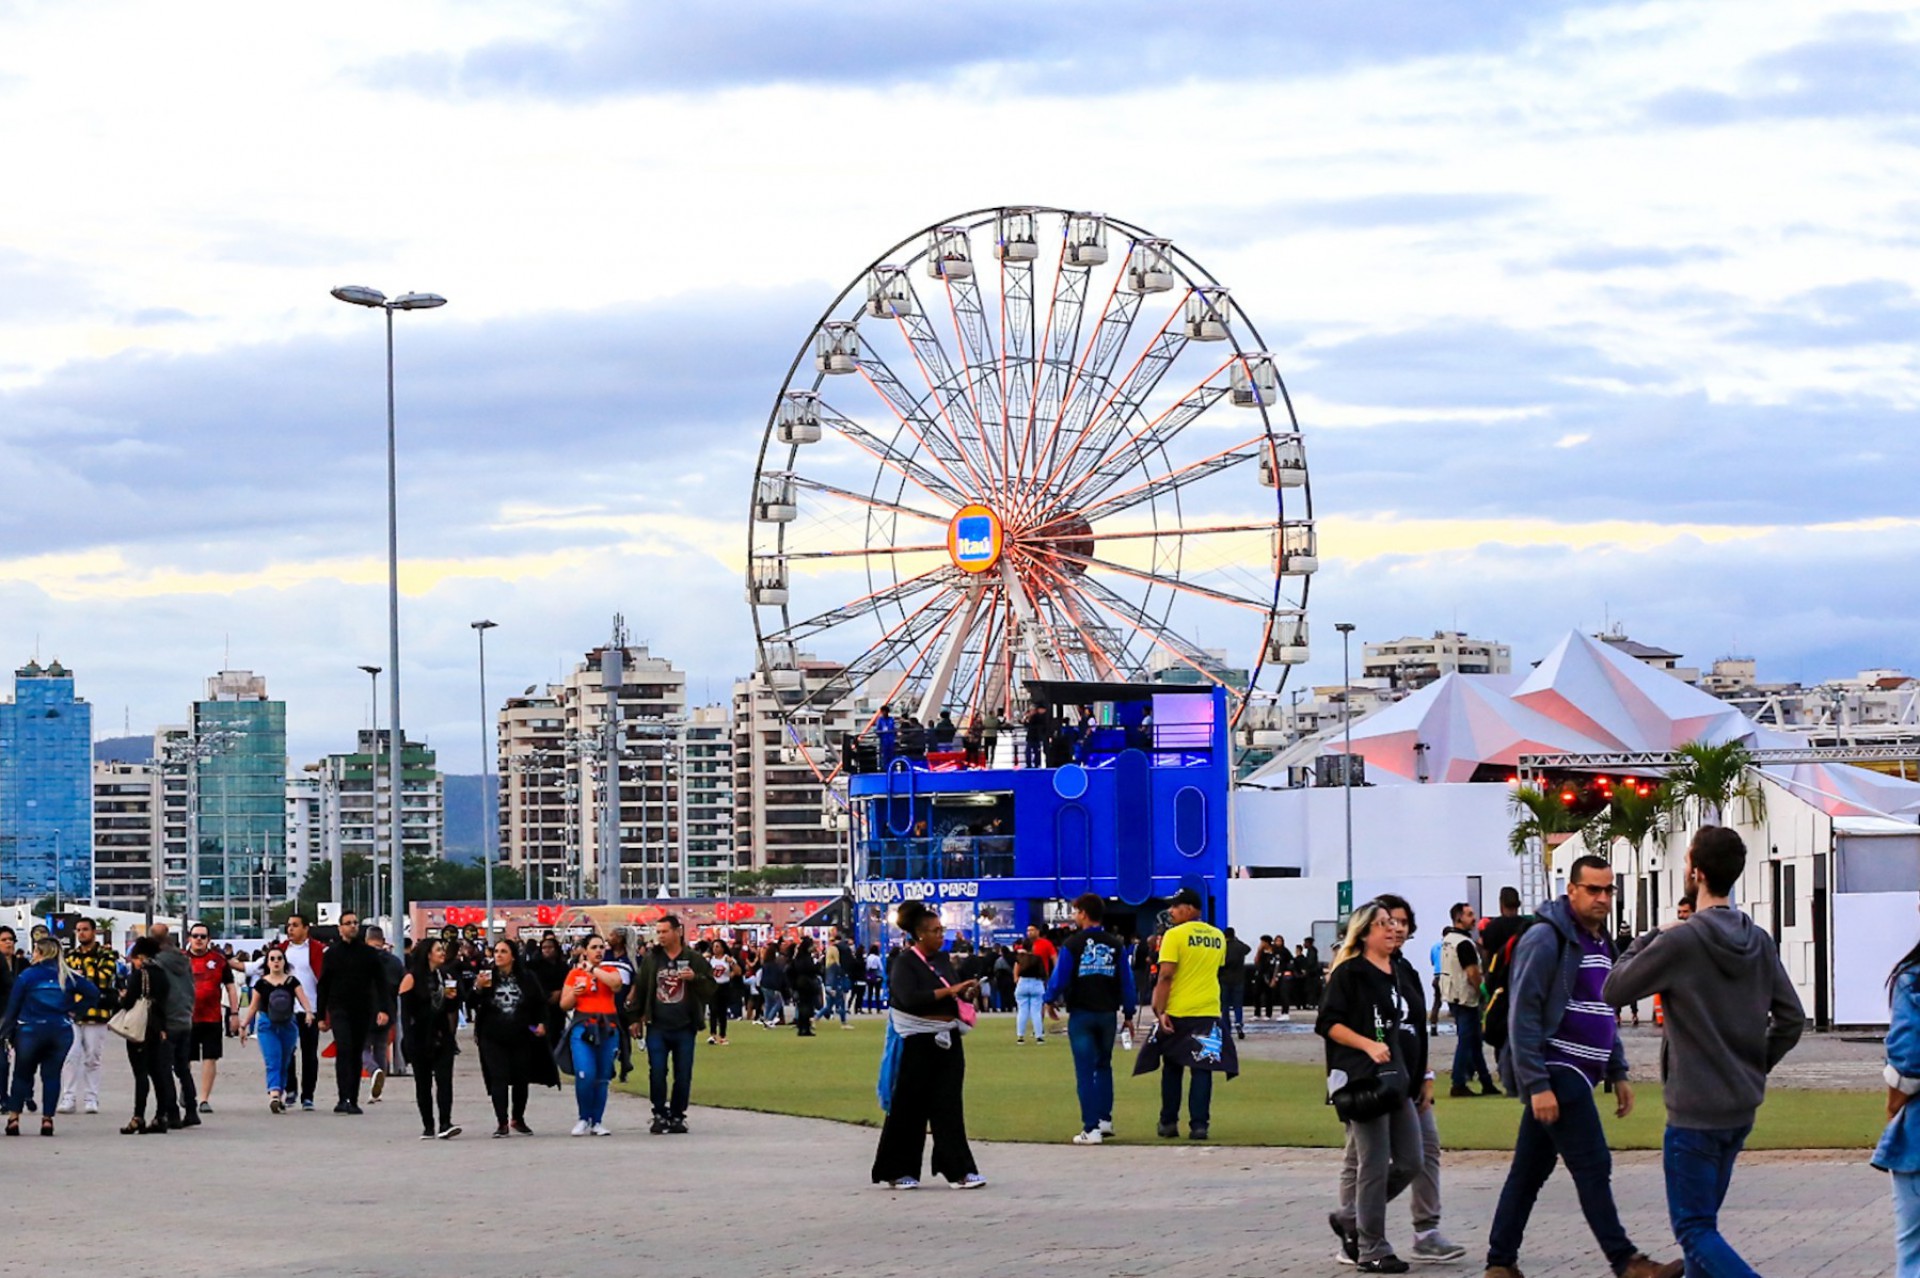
[1478,920,1534,1052]
[265,981,298,1026]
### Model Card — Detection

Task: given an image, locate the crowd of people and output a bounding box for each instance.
[13,822,1920,1274]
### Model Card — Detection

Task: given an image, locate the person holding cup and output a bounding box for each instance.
[397,938,462,1140]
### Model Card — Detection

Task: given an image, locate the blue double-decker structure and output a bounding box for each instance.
[847,681,1233,946]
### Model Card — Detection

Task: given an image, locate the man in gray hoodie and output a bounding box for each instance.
[1603,825,1805,1278]
[149,924,200,1126]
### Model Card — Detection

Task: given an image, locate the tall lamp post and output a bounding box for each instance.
[1335,622,1357,907]
[358,665,382,926]
[471,621,498,938]
[332,284,446,947]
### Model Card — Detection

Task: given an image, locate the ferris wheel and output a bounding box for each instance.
[746,206,1315,769]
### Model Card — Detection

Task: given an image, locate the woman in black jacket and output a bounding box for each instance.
[398,939,462,1140]
[120,937,181,1135]
[871,901,986,1190]
[1317,900,1422,1272]
[791,937,822,1037]
[526,934,570,1047]
[469,939,557,1137]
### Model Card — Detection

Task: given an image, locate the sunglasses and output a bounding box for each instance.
[190,933,210,940]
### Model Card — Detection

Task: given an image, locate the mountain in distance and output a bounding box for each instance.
[442,774,493,863]
[94,735,154,764]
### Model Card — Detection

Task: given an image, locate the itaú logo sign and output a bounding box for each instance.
[947,504,1004,573]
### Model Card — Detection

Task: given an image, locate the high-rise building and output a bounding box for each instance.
[497,688,567,896]
[497,642,698,899]
[0,659,94,903]
[155,725,190,909]
[1362,631,1513,690]
[731,652,877,886]
[285,773,323,898]
[92,761,159,912]
[679,705,734,896]
[191,670,288,931]
[311,729,445,873]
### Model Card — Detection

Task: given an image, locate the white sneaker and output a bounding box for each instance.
[591,1122,613,1136]
[570,1119,591,1137]
[1098,1118,1114,1136]
[56,1098,75,1114]
[83,1100,99,1115]
[950,1173,988,1190]
[1072,1129,1104,1145]
[876,1177,919,1190]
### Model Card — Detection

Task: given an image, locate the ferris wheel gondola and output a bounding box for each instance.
[746,206,1314,777]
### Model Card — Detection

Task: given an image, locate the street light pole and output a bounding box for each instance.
[332,284,445,950]
[1335,622,1357,901]
[360,664,382,929]
[472,621,498,938]
[52,829,62,914]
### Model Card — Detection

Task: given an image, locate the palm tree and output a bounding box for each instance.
[1508,782,1586,867]
[1668,739,1766,826]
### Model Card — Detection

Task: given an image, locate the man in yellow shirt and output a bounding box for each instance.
[1151,887,1228,1139]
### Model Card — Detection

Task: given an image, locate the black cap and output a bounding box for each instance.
[1170,887,1203,910]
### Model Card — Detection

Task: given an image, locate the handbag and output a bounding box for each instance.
[1330,1062,1409,1123]
[108,997,151,1043]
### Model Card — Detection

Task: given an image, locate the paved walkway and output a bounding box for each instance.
[7,1037,1896,1277]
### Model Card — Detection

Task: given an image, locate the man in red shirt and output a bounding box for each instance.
[1025,924,1058,978]
[186,927,239,1113]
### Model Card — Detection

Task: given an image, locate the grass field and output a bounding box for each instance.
[617,1017,1883,1151]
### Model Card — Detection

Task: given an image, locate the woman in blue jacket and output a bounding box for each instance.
[1878,931,1920,1276]
[1,937,102,1136]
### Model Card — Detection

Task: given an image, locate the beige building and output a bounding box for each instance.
[1362,630,1512,690]
[92,761,160,913]
[496,643,696,900]
[679,704,735,896]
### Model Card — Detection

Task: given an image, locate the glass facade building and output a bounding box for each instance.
[194,671,288,932]
[0,660,94,903]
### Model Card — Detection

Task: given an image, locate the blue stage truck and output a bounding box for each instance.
[847,681,1232,949]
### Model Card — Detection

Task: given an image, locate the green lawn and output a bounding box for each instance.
[618,1017,1882,1151]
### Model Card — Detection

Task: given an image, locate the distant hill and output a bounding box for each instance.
[442,774,494,863]
[94,735,153,764]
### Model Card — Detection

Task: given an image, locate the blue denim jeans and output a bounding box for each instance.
[826,970,851,1024]
[1015,979,1046,1040]
[1487,1066,1637,1273]
[1066,1009,1117,1131]
[1894,1170,1920,1278]
[570,1024,618,1123]
[8,1022,73,1115]
[645,1024,697,1119]
[255,1019,301,1095]
[761,990,785,1025]
[1450,1002,1496,1090]
[1665,1123,1759,1278]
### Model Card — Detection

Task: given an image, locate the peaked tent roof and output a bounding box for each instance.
[1299,630,1920,821]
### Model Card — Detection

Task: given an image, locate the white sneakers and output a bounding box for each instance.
[876,1177,919,1190]
[56,1098,75,1115]
[84,1100,99,1115]
[591,1122,613,1137]
[1099,1119,1114,1135]
[570,1119,591,1137]
[1073,1129,1104,1145]
[951,1174,988,1190]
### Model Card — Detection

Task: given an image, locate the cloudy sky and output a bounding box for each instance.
[2,0,1916,771]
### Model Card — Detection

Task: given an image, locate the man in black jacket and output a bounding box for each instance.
[629,915,715,1135]
[1044,893,1137,1145]
[315,912,392,1114]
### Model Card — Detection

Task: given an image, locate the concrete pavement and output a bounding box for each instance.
[3,1034,1895,1277]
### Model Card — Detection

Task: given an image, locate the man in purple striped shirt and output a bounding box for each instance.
[1484,855,1681,1278]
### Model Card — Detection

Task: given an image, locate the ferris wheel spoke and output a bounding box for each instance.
[1052,431,1269,528]
[853,341,990,498]
[783,475,952,527]
[1022,520,1278,545]
[1035,564,1245,692]
[816,400,970,509]
[1037,576,1125,681]
[766,564,957,645]
[1027,545,1274,612]
[940,273,1004,484]
[998,254,1035,487]
[780,542,947,562]
[887,290,998,489]
[1049,364,1237,512]
[1019,235,1091,493]
[1044,295,1193,497]
[791,578,965,714]
[1029,267,1142,512]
